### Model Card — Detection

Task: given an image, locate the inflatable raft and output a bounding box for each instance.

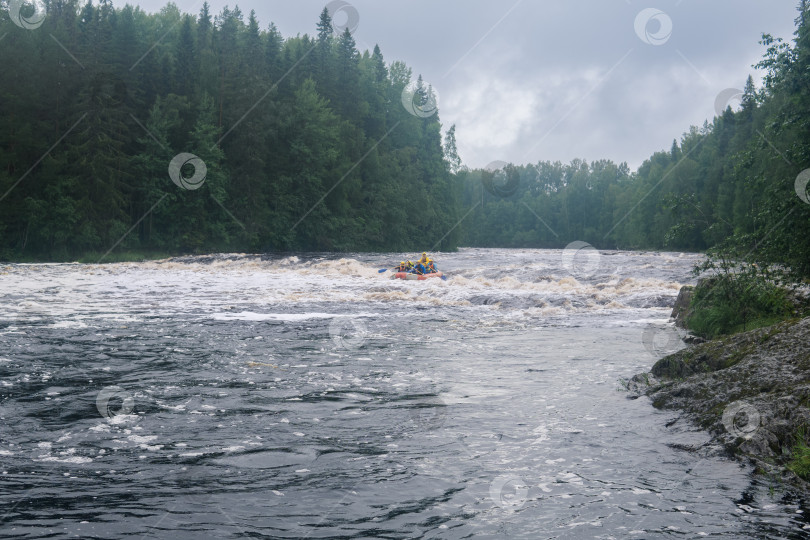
[391,271,444,281]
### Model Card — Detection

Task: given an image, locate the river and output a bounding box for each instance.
[1,248,808,538]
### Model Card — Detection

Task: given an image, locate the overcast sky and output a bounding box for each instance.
[134,0,799,171]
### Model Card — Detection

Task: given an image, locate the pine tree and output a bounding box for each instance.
[443,125,462,174]
[371,44,388,84]
[316,7,333,44]
[336,27,360,116]
[265,22,283,80]
[741,74,757,113]
[175,15,196,97]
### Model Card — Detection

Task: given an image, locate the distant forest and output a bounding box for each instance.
[459,2,810,279]
[1,1,809,279]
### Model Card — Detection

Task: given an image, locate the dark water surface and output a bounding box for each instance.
[1,249,808,538]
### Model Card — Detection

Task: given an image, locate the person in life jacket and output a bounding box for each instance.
[426,259,437,273]
[396,261,409,272]
[418,252,429,265]
[405,260,415,272]
[414,262,426,275]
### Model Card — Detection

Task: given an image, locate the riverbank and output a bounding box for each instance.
[0,250,179,265]
[627,286,810,489]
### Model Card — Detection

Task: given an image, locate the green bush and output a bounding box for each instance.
[788,428,810,480]
[687,254,793,338]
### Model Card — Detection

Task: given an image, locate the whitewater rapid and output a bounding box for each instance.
[2,248,696,328]
[2,249,807,538]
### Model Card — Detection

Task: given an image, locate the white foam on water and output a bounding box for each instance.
[0,250,699,329]
[128,435,158,444]
[36,455,93,464]
[211,312,378,322]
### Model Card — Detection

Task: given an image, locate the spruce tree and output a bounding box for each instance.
[443,125,462,174]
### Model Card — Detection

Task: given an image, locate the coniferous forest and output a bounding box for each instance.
[0,0,459,257]
[1,0,809,283]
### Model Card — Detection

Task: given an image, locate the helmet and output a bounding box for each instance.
[400,261,405,265]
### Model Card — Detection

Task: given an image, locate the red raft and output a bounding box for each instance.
[390,271,444,281]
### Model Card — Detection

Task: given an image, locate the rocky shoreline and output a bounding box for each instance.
[626,286,810,488]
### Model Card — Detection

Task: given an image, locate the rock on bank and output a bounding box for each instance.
[627,315,810,485]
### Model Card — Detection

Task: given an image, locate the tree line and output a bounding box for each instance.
[0,0,459,259]
[458,1,810,281]
[1,0,809,284]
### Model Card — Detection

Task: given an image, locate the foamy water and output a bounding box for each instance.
[1,249,807,538]
[1,248,696,327]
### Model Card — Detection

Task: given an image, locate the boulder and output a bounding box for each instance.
[627,316,810,487]
[670,285,694,328]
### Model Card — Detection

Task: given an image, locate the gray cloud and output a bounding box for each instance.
[132,0,798,170]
